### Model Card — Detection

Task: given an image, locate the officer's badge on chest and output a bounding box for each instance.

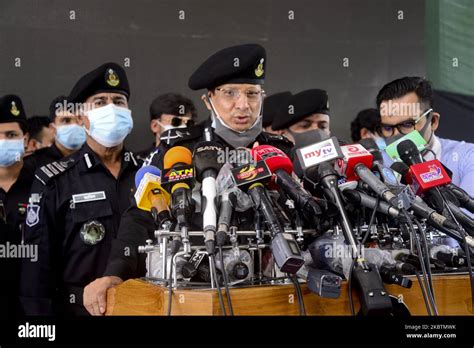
[26,204,40,227]
[71,191,108,245]
[80,220,105,245]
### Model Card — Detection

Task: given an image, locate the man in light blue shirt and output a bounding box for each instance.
[375,76,474,201]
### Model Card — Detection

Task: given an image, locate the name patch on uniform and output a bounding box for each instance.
[72,191,106,204]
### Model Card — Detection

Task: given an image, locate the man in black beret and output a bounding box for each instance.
[0,94,34,318]
[135,93,197,162]
[81,44,296,315]
[140,43,293,169]
[273,88,331,149]
[262,91,292,135]
[20,62,141,316]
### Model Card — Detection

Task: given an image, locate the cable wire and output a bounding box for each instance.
[210,255,227,316]
[218,246,234,315]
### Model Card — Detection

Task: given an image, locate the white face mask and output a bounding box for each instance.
[85,104,133,148]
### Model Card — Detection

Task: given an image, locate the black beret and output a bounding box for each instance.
[273,89,330,130]
[68,62,130,103]
[263,91,292,127]
[188,44,266,90]
[49,95,69,119]
[0,94,27,125]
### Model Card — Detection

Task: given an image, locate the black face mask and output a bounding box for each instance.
[288,128,330,149]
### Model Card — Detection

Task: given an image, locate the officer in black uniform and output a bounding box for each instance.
[262,91,292,135]
[82,43,296,315]
[272,88,332,149]
[20,62,140,316]
[0,95,34,318]
[25,95,86,170]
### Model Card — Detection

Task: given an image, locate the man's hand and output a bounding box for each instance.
[83,276,123,316]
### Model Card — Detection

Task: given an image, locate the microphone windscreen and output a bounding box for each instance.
[390,162,410,184]
[193,141,224,181]
[164,146,193,169]
[251,144,293,174]
[397,139,419,163]
[135,165,161,188]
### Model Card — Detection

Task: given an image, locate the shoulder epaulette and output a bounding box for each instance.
[34,158,76,186]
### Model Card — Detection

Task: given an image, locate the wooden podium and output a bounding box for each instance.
[106,274,472,316]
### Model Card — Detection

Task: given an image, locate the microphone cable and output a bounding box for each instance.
[436,187,474,312]
[401,209,437,315]
[349,195,380,316]
[289,274,306,316]
[218,245,234,315]
[413,218,436,300]
[209,254,227,315]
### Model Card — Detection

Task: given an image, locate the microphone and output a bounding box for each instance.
[294,136,344,175]
[335,144,402,207]
[384,130,427,161]
[391,162,474,236]
[252,145,324,229]
[316,162,361,259]
[359,138,399,186]
[193,141,225,255]
[134,165,172,225]
[162,146,195,253]
[379,265,413,288]
[342,189,401,219]
[445,183,474,214]
[216,164,238,246]
[231,159,304,273]
[429,244,467,268]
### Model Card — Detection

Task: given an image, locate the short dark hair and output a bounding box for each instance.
[27,115,52,141]
[376,76,433,110]
[149,93,197,121]
[350,108,381,142]
[49,95,69,120]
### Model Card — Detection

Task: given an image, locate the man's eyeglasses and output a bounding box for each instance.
[215,88,264,102]
[377,108,433,137]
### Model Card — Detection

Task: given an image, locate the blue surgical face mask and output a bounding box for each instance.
[55,124,86,150]
[85,103,133,148]
[0,139,25,167]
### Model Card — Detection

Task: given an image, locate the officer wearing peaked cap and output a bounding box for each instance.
[81,44,296,315]
[0,94,34,318]
[20,63,141,316]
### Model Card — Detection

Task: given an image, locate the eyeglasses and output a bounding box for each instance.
[215,88,264,102]
[171,117,194,127]
[377,108,433,137]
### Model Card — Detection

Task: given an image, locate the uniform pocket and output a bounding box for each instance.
[71,199,113,224]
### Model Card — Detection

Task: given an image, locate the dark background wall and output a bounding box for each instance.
[0,0,426,152]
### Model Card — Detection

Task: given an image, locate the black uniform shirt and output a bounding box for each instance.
[0,162,35,318]
[20,143,140,315]
[103,123,294,281]
[24,143,64,171]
